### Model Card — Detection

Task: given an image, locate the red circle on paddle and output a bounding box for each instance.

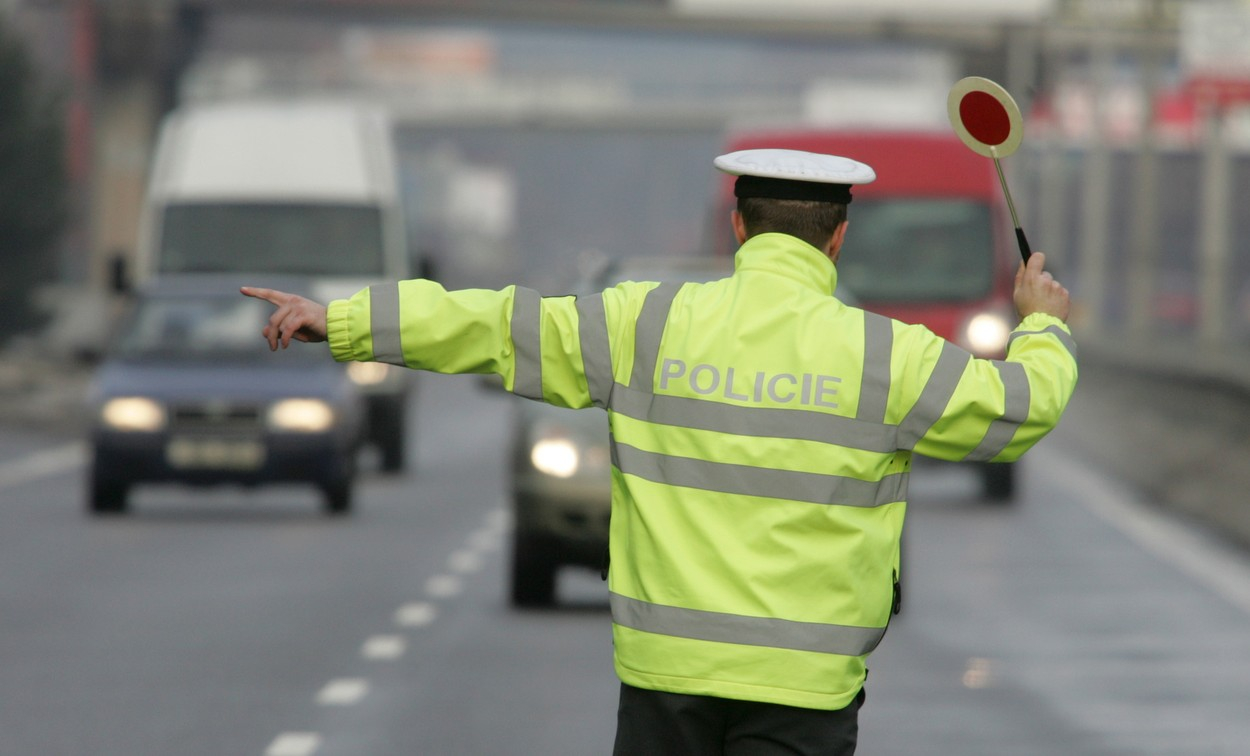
[947,77,1023,158]
[959,90,1011,147]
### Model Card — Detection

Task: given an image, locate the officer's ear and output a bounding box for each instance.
[826,220,849,264]
[731,210,748,245]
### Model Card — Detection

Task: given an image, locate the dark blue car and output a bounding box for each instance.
[86,277,365,515]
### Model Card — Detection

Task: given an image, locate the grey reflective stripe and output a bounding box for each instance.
[511,287,544,400]
[610,383,898,453]
[897,341,971,450]
[857,312,893,424]
[1009,325,1078,361]
[610,591,886,657]
[368,283,405,366]
[612,441,908,508]
[964,360,1031,462]
[630,283,681,392]
[576,293,613,408]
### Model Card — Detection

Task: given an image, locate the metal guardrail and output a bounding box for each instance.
[1020,142,1250,367]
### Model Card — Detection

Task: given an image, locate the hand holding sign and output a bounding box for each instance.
[947,76,1030,262]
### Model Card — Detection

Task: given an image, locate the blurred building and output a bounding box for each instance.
[11,0,1250,352]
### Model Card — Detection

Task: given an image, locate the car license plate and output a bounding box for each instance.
[166,438,265,470]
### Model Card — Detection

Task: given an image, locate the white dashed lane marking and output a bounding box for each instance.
[265,732,322,756]
[267,506,509,751]
[361,634,407,661]
[466,528,501,552]
[316,678,369,706]
[448,548,484,574]
[425,574,462,598]
[394,601,438,627]
[484,507,510,531]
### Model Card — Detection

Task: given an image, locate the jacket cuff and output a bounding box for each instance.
[1010,312,1077,361]
[326,299,356,362]
[1017,312,1069,334]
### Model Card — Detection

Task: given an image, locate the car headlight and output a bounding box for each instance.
[347,361,390,386]
[963,312,1012,357]
[100,397,167,432]
[267,399,335,433]
[531,438,580,478]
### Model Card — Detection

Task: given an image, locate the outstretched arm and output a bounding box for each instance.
[240,286,328,350]
[246,277,633,412]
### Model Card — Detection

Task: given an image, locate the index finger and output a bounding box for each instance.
[240,286,293,306]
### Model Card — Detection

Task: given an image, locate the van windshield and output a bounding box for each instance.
[839,199,994,302]
[159,203,386,277]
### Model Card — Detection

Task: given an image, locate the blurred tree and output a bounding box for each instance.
[0,14,67,347]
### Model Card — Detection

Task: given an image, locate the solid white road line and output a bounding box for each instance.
[1043,444,1250,617]
[316,678,369,706]
[0,442,85,491]
[361,634,407,660]
[265,732,322,756]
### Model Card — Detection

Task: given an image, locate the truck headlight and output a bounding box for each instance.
[100,397,167,432]
[963,312,1012,357]
[347,361,390,386]
[268,399,335,433]
[531,438,580,478]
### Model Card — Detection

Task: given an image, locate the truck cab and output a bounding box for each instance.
[716,128,1020,500]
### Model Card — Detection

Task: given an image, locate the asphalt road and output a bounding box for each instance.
[2,365,1250,755]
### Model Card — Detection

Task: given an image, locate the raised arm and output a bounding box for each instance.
[899,251,1077,464]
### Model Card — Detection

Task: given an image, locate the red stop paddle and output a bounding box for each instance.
[947,76,1030,262]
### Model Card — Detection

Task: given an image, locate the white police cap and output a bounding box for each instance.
[714,148,876,204]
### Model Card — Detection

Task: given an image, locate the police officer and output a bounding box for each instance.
[243,148,1076,755]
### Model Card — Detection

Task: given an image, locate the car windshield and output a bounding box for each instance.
[158,202,385,277]
[113,295,305,362]
[838,199,994,302]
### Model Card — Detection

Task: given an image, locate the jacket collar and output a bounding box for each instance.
[733,233,839,296]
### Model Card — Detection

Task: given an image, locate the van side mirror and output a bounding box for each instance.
[415,252,438,282]
[109,252,130,294]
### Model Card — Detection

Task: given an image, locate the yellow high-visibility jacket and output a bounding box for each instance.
[326,232,1078,711]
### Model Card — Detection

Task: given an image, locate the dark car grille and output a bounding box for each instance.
[170,404,262,434]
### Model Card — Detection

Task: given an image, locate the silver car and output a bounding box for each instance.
[507,256,734,607]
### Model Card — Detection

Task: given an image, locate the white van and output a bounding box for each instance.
[131,99,416,471]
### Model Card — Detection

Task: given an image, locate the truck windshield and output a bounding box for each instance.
[159,203,386,277]
[839,199,994,302]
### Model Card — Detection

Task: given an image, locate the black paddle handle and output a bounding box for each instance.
[1015,227,1031,263]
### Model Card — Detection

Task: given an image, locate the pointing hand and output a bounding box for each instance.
[240,286,328,351]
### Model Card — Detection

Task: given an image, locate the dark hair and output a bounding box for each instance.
[737,197,847,250]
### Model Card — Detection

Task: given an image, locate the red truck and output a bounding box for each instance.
[715,127,1021,501]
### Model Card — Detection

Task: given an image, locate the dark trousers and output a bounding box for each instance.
[613,683,863,756]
